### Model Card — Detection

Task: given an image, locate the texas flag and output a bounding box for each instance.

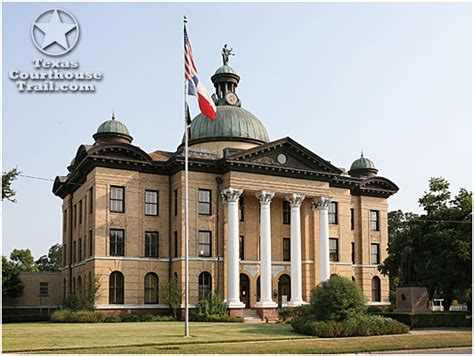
[184,25,217,121]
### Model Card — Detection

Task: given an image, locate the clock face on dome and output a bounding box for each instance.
[225,92,238,105]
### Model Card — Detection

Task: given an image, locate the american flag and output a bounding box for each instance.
[184,26,197,83]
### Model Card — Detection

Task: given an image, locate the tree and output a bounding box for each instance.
[36,244,62,272]
[2,167,20,202]
[10,249,38,272]
[309,275,366,321]
[2,256,24,298]
[379,177,472,308]
[163,276,183,320]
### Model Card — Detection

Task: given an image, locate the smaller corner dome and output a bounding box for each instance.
[93,116,133,144]
[214,64,237,75]
[349,153,378,178]
[96,118,131,136]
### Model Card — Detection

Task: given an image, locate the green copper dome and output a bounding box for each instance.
[188,106,269,145]
[96,118,130,136]
[214,65,237,75]
[349,153,378,178]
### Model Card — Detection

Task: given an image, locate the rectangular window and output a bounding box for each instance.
[351,242,355,264]
[174,189,178,216]
[329,238,339,262]
[79,200,83,224]
[371,243,380,264]
[239,197,244,222]
[63,244,67,266]
[110,229,124,256]
[239,235,244,260]
[283,238,291,261]
[145,231,159,257]
[73,204,77,227]
[63,209,67,232]
[73,241,77,263]
[198,189,212,215]
[370,210,380,231]
[88,230,93,257]
[282,201,291,224]
[329,202,338,224]
[198,231,212,257]
[173,231,178,257]
[78,238,82,261]
[350,208,355,230]
[110,186,125,213]
[89,187,93,214]
[39,282,49,297]
[145,190,159,216]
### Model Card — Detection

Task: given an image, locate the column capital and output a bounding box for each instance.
[221,188,243,203]
[286,193,305,207]
[311,196,332,211]
[255,191,275,205]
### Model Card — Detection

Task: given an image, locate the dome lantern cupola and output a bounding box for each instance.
[348,151,378,178]
[186,45,270,150]
[93,113,133,144]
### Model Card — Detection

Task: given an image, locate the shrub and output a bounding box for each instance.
[51,309,75,323]
[380,312,471,328]
[152,315,176,321]
[189,312,243,322]
[2,313,50,323]
[140,313,154,322]
[292,315,409,337]
[120,313,140,322]
[104,314,121,323]
[310,275,367,321]
[51,310,108,323]
[278,305,311,322]
[196,293,227,317]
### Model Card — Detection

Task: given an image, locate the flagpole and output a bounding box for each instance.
[183,16,190,339]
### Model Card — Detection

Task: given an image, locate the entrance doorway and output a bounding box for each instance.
[240,274,250,308]
[278,274,291,307]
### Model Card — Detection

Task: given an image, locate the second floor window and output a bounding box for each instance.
[283,201,291,224]
[73,241,77,263]
[110,186,125,213]
[198,231,212,257]
[239,197,244,222]
[370,210,380,231]
[88,230,93,257]
[78,238,82,261]
[173,231,178,257]
[329,238,339,262]
[350,208,355,230]
[145,190,159,216]
[174,189,178,216]
[110,229,124,256]
[89,187,93,214]
[283,238,290,261]
[239,235,244,260]
[329,202,338,224]
[79,200,83,224]
[198,189,211,215]
[145,232,158,257]
[351,242,355,264]
[371,243,380,264]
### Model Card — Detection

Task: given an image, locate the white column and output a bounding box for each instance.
[255,191,278,308]
[221,188,245,308]
[312,196,332,283]
[286,193,305,307]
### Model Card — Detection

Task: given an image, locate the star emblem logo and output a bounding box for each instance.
[31,9,80,56]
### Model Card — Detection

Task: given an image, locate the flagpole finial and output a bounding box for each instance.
[184,16,187,24]
[112,109,116,120]
[361,149,364,157]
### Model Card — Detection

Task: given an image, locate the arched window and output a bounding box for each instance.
[109,271,124,304]
[198,272,212,300]
[77,276,82,296]
[144,273,159,304]
[372,276,381,302]
[72,277,76,295]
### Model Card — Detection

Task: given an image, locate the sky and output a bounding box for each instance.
[2,2,472,259]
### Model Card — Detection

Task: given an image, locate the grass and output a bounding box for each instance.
[2,322,471,354]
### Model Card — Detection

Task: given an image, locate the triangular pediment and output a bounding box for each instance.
[359,176,399,193]
[225,137,343,175]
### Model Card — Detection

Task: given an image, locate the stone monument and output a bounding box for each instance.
[395,239,430,313]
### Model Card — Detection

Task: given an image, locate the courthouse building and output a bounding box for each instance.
[52,55,398,317]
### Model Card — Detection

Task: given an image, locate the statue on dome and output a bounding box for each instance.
[222,44,234,65]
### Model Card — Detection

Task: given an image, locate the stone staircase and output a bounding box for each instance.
[243,308,263,323]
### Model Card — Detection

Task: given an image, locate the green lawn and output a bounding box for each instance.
[2,322,471,354]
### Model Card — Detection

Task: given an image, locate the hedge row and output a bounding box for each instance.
[3,313,51,323]
[380,312,471,328]
[292,315,409,338]
[189,313,243,322]
[50,310,175,323]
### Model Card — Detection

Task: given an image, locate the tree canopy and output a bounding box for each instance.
[10,249,38,272]
[2,168,20,202]
[2,256,24,298]
[379,177,472,307]
[36,244,62,272]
